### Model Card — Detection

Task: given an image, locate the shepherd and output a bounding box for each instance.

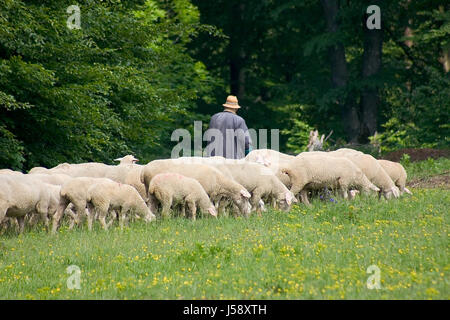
[205,95,252,159]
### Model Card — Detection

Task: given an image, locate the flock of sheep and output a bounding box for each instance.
[0,148,411,235]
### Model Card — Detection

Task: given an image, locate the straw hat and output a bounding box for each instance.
[222,95,241,109]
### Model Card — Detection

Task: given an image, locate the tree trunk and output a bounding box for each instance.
[360,6,383,142]
[321,0,360,142]
[443,45,450,73]
[229,3,246,98]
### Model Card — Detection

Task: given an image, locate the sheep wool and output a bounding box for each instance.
[149,173,216,219]
[245,149,295,188]
[141,160,252,216]
[328,151,401,199]
[378,159,412,195]
[0,175,61,233]
[87,180,156,230]
[281,154,380,205]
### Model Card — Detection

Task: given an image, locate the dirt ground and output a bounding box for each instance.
[382,148,450,162]
[407,172,450,189]
[381,148,450,189]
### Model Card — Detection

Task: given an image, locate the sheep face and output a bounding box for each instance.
[276,191,297,211]
[232,189,251,216]
[349,190,360,200]
[207,206,217,217]
[143,208,156,222]
[383,186,401,199]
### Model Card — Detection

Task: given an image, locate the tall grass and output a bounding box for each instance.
[0,188,448,299]
[402,157,449,180]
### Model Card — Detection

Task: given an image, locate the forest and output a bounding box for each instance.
[0,0,449,170]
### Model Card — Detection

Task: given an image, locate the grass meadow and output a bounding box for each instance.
[0,158,448,300]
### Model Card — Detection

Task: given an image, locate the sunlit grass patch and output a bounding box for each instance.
[0,187,448,299]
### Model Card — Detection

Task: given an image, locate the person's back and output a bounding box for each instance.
[205,96,252,159]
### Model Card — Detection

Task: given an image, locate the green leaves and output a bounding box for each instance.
[0,0,214,169]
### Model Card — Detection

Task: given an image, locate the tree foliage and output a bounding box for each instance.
[0,0,215,169]
[0,0,448,170]
[190,0,450,153]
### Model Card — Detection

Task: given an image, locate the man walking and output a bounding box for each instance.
[205,95,252,159]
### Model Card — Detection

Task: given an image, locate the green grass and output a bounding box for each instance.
[0,187,448,300]
[0,158,449,300]
[402,157,450,180]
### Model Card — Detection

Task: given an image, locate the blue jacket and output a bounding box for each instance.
[205,111,252,159]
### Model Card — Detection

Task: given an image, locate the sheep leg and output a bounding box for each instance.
[214,195,222,210]
[218,199,229,216]
[0,219,7,235]
[17,216,25,234]
[161,198,172,219]
[118,207,129,230]
[186,200,197,221]
[86,203,95,231]
[98,209,109,231]
[107,210,118,228]
[52,198,70,234]
[271,197,277,209]
[299,189,310,206]
[250,188,264,213]
[0,205,8,226]
[338,179,349,200]
[0,206,8,234]
[147,194,159,215]
[180,203,186,218]
[39,211,50,232]
[67,207,80,230]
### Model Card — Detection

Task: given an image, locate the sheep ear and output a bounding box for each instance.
[114,157,123,162]
[285,192,292,205]
[240,189,251,198]
[208,206,217,217]
[404,187,412,195]
[392,186,400,198]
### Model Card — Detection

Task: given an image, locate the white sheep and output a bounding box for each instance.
[53,177,116,233]
[28,184,62,231]
[0,217,18,234]
[114,155,139,165]
[28,167,49,174]
[103,164,148,203]
[27,173,73,186]
[327,151,400,199]
[281,154,380,205]
[0,175,61,233]
[172,156,235,179]
[378,160,412,195]
[0,169,23,176]
[41,162,111,178]
[331,148,363,155]
[30,162,148,206]
[245,149,295,188]
[86,180,156,230]
[140,160,252,217]
[149,172,217,220]
[187,157,297,212]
